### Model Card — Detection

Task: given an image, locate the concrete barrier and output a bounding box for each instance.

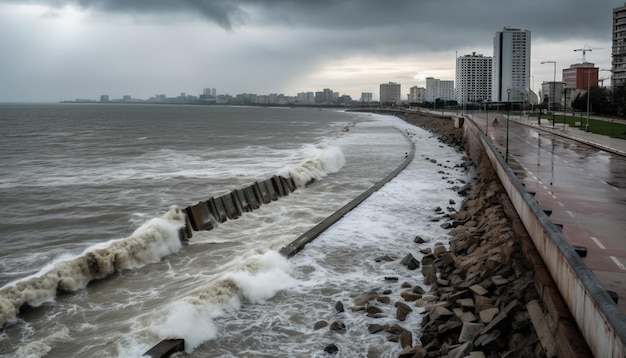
[212,197,229,223]
[263,179,278,201]
[462,116,626,357]
[143,339,184,358]
[234,189,251,213]
[221,193,239,219]
[280,176,296,193]
[185,201,214,231]
[272,175,287,197]
[255,181,271,204]
[244,185,260,210]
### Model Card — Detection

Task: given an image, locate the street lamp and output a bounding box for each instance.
[506,88,511,163]
[563,86,567,130]
[483,100,489,136]
[586,69,590,132]
[541,61,556,127]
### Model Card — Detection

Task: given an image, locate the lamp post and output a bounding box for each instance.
[484,100,489,136]
[563,86,567,130]
[586,69,590,132]
[541,61,556,127]
[506,89,511,163]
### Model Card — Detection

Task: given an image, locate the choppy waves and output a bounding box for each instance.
[0,142,346,329]
[0,207,186,327]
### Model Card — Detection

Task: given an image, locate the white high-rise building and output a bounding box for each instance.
[493,27,531,102]
[456,52,492,105]
[613,3,626,88]
[426,77,455,102]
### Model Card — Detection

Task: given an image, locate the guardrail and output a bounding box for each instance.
[460,114,626,357]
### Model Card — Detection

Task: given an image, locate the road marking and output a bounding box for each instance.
[590,237,606,249]
[558,202,564,207]
[567,211,575,218]
[610,256,626,271]
[543,185,548,190]
[601,180,621,191]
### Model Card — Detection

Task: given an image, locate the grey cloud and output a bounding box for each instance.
[2,0,614,53]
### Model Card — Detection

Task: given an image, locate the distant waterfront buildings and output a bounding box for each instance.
[492,27,531,102]
[315,88,338,104]
[455,52,492,106]
[379,82,401,104]
[360,92,373,103]
[297,92,316,104]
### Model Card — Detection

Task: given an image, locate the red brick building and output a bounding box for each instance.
[562,63,599,90]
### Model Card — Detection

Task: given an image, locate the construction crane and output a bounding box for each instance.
[574,45,601,63]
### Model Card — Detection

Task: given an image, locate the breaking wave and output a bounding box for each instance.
[0,207,186,327]
[0,143,346,329]
[149,250,294,353]
[281,142,345,188]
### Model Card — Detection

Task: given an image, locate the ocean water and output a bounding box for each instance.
[0,104,467,357]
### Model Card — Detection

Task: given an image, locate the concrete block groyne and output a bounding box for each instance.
[180,175,297,241]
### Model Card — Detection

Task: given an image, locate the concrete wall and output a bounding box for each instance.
[460,115,626,357]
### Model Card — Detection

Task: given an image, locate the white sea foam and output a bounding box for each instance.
[0,207,186,327]
[14,325,70,358]
[281,143,346,188]
[150,250,294,353]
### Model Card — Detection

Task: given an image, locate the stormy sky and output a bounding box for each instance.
[0,0,620,102]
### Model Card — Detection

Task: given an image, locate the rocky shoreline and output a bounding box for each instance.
[317,111,550,357]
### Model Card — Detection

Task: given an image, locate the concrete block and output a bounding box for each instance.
[187,201,214,231]
[208,197,227,223]
[235,189,251,212]
[254,182,271,204]
[220,193,239,219]
[272,175,287,197]
[527,300,557,358]
[244,185,260,209]
[469,284,488,296]
[263,178,278,201]
[459,322,484,343]
[143,339,184,358]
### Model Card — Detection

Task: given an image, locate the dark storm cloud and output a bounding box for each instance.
[2,0,613,41]
[0,0,620,101]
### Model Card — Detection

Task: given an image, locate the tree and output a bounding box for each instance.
[571,87,612,115]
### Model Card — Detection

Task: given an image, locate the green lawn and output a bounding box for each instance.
[535,113,626,140]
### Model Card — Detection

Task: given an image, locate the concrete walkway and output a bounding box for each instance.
[510,114,626,157]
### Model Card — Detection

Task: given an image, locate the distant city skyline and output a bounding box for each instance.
[0,1,618,102]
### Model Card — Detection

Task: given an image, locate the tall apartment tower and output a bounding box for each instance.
[456,52,493,105]
[379,82,401,104]
[613,3,626,88]
[493,27,531,102]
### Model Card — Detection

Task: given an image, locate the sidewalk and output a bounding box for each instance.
[509,115,626,157]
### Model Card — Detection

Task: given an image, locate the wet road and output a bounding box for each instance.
[479,114,626,313]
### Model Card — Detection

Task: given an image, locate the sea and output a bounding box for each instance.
[0,103,468,357]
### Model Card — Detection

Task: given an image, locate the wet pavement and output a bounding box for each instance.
[473,112,626,313]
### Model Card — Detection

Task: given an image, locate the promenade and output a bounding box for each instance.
[470,111,626,314]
